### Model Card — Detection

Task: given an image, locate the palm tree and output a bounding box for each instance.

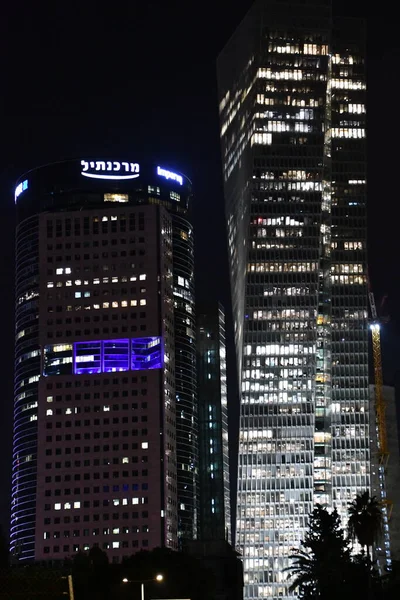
[348,491,382,559]
[287,505,352,600]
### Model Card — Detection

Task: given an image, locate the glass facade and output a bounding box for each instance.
[173,213,198,543]
[12,215,41,561]
[197,303,231,542]
[217,1,368,598]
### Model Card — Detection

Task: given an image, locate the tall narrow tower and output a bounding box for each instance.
[217,1,368,598]
[197,303,231,542]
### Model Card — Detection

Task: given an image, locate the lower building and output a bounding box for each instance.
[370,385,400,566]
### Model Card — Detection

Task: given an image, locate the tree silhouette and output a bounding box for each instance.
[286,505,354,600]
[348,491,382,559]
[69,547,111,600]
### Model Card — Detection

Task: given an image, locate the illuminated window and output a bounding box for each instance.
[251,133,272,146]
[141,442,148,449]
[148,185,160,195]
[104,193,128,203]
[103,339,129,372]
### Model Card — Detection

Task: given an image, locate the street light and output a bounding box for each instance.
[122,574,164,600]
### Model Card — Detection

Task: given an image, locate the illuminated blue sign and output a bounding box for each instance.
[81,160,140,180]
[15,179,28,202]
[157,166,183,186]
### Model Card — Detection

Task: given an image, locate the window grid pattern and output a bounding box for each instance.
[218,5,368,599]
[237,28,331,597]
[330,26,369,526]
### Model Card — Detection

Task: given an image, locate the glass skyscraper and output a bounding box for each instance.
[217,1,368,598]
[197,303,231,542]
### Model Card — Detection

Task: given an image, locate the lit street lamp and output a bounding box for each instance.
[122,574,164,600]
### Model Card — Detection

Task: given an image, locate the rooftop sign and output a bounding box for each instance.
[81,160,140,180]
[157,166,183,186]
[15,179,28,202]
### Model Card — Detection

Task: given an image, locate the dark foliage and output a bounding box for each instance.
[348,491,383,558]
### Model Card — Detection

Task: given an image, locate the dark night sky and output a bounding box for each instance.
[0,0,399,535]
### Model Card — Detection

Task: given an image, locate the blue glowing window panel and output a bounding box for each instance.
[103,339,129,372]
[131,337,162,370]
[74,341,102,374]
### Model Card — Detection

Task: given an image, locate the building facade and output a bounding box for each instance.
[217,1,368,598]
[197,303,231,542]
[11,159,197,562]
[370,385,400,565]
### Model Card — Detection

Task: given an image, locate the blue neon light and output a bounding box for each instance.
[131,337,162,370]
[74,341,102,375]
[15,179,28,202]
[157,166,183,186]
[42,337,163,376]
[103,339,130,372]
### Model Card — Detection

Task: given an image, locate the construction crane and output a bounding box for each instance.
[368,291,388,465]
[368,290,393,569]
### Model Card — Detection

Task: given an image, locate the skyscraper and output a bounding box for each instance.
[197,303,231,542]
[11,159,197,562]
[217,1,368,597]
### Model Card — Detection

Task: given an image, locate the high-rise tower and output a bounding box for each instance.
[197,303,231,542]
[11,159,197,561]
[217,1,368,598]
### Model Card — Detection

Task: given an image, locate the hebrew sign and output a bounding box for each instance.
[80,160,140,180]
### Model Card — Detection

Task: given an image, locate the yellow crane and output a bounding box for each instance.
[368,291,388,465]
[368,290,393,530]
